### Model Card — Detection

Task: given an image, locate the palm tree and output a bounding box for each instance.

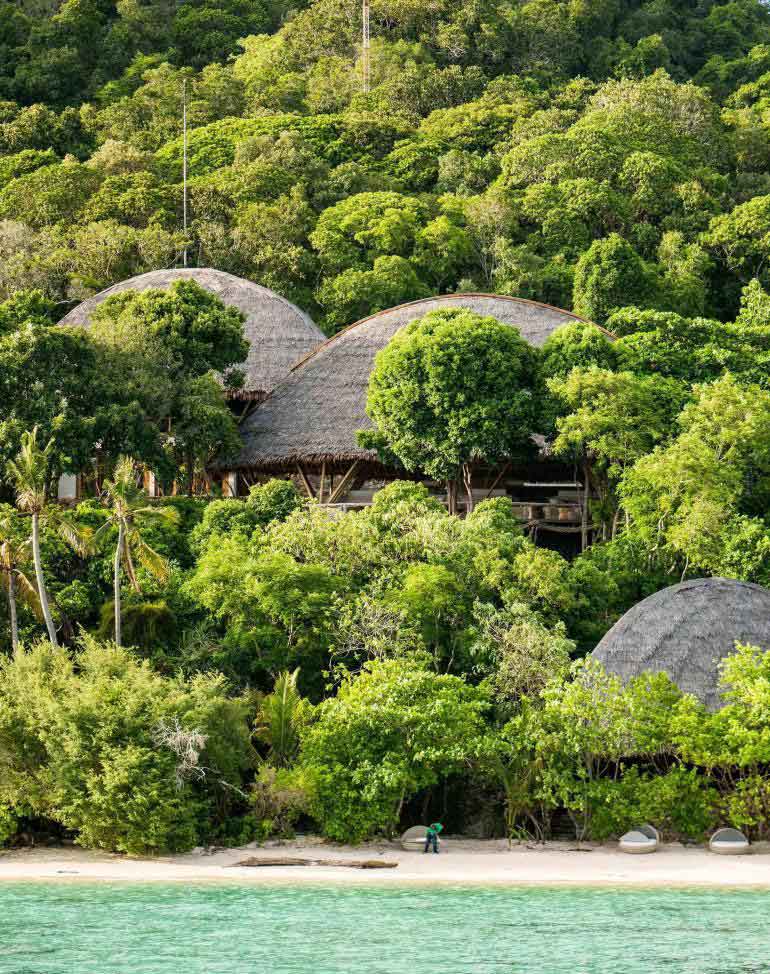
[254,669,309,767]
[0,515,41,650]
[7,428,59,646]
[94,456,179,646]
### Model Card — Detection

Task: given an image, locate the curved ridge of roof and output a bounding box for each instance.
[592,577,770,710]
[233,292,603,469]
[58,268,324,398]
[290,292,608,374]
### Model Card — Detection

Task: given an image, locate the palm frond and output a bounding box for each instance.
[14,570,43,620]
[55,516,95,557]
[129,532,171,584]
[7,427,54,513]
[137,505,180,526]
[254,669,307,768]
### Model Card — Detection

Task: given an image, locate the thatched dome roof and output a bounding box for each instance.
[58,269,324,399]
[592,578,770,709]
[233,294,597,469]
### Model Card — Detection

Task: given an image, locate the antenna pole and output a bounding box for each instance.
[182,78,188,268]
[362,0,370,93]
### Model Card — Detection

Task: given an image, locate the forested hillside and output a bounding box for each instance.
[3,0,770,331]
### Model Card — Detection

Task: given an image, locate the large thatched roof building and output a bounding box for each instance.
[592,577,770,710]
[230,293,595,471]
[58,268,324,401]
[216,293,605,538]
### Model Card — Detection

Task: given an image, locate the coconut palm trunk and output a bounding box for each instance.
[31,511,57,646]
[7,571,18,650]
[114,520,125,647]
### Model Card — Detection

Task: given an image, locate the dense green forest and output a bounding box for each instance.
[4,0,770,853]
[4,0,770,328]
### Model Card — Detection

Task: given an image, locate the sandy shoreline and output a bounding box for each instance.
[2,837,770,887]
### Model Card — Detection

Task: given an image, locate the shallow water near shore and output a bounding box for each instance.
[2,882,769,973]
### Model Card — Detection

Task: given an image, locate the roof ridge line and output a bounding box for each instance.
[290,293,611,373]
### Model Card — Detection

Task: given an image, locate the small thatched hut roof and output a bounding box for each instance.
[231,294,598,470]
[592,577,770,710]
[58,268,324,400]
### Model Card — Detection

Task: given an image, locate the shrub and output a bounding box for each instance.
[0,804,17,847]
[246,479,303,529]
[250,765,315,839]
[588,766,718,841]
[300,656,490,842]
[189,480,302,554]
[0,638,253,854]
[97,600,178,651]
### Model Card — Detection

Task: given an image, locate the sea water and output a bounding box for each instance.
[1,882,769,973]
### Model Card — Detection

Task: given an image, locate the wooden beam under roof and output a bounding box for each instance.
[327,461,361,504]
[295,463,314,499]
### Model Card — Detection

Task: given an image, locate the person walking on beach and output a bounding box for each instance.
[424,822,443,854]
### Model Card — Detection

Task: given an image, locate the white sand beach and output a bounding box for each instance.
[2,837,770,886]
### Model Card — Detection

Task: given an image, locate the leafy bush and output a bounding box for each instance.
[97,599,178,652]
[588,767,718,841]
[300,656,490,842]
[0,804,17,847]
[0,638,253,854]
[250,765,315,840]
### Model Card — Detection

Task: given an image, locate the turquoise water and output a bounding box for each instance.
[1,883,769,973]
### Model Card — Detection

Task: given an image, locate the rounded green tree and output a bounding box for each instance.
[360,308,542,512]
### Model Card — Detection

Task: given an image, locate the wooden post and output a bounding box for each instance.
[485,462,510,499]
[295,464,314,499]
[327,461,360,504]
[318,460,326,503]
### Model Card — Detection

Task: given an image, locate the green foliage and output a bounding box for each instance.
[97,599,178,650]
[0,637,253,853]
[89,280,246,484]
[250,764,314,840]
[4,0,770,851]
[0,803,17,847]
[254,668,311,768]
[588,767,718,842]
[0,320,106,481]
[573,234,656,323]
[300,656,490,842]
[363,309,542,501]
[621,374,770,580]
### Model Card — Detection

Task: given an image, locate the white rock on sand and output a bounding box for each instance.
[2,837,770,886]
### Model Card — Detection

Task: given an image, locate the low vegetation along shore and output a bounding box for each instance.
[4,839,770,888]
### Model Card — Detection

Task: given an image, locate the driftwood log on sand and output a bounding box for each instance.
[234,856,398,870]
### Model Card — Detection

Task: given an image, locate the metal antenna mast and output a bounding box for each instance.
[182,78,188,268]
[362,0,370,93]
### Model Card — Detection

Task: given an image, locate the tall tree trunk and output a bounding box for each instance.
[114,520,124,647]
[7,572,18,651]
[186,447,195,496]
[31,512,57,647]
[581,460,591,552]
[462,462,474,514]
[446,478,457,516]
[611,506,621,540]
